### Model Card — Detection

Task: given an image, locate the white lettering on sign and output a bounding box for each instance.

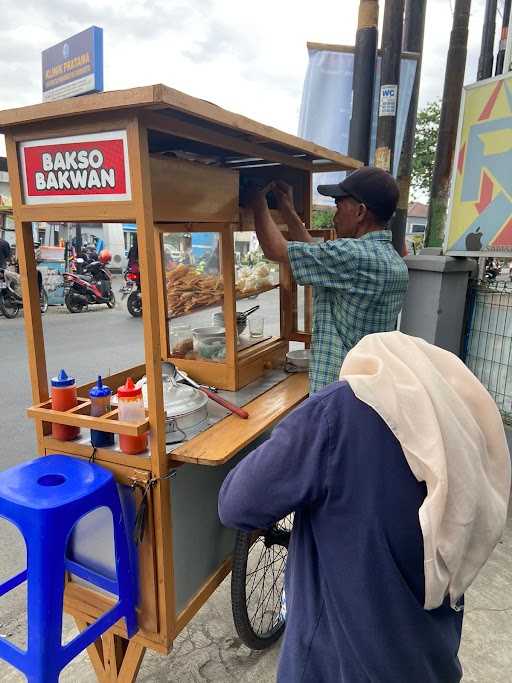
[33,149,115,191]
[379,84,398,117]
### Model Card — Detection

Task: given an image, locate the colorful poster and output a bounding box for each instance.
[19,131,131,205]
[446,74,512,255]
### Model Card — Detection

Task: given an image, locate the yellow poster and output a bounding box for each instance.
[446,73,512,255]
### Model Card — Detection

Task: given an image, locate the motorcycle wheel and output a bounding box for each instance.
[127,291,142,317]
[40,288,48,314]
[106,290,116,309]
[65,291,87,314]
[0,293,21,319]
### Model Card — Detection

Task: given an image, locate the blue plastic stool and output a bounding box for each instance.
[0,454,138,683]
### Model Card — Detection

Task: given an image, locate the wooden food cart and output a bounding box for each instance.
[0,84,359,681]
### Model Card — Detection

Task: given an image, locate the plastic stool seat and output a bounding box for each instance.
[0,455,138,683]
[0,455,113,509]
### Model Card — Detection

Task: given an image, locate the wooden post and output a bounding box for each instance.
[126,115,176,649]
[5,134,49,449]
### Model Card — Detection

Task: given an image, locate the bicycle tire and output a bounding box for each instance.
[231,516,291,650]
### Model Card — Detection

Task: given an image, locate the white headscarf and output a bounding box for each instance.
[339,331,511,610]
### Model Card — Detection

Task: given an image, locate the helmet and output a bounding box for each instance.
[98,249,112,264]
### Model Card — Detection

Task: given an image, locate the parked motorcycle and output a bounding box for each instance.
[120,263,142,317]
[64,258,115,313]
[0,268,48,318]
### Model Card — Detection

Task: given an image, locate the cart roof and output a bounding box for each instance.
[0,84,361,173]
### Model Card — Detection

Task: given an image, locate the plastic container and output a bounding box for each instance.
[51,369,80,441]
[169,325,193,357]
[89,376,115,448]
[117,377,148,455]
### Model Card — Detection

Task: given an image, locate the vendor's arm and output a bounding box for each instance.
[218,393,331,531]
[272,181,313,244]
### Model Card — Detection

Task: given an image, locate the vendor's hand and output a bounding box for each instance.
[244,182,273,212]
[272,181,295,214]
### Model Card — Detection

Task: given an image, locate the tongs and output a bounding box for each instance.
[164,362,249,419]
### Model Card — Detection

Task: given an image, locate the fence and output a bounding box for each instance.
[463,280,512,424]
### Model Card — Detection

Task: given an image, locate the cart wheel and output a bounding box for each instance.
[231,514,292,650]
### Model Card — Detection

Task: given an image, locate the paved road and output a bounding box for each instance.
[0,283,281,681]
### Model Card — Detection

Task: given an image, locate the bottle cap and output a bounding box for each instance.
[89,375,112,399]
[51,369,75,388]
[117,377,142,398]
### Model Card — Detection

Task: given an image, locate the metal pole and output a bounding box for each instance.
[478,0,498,79]
[495,0,512,74]
[375,0,405,174]
[348,0,379,164]
[388,0,427,254]
[424,0,472,248]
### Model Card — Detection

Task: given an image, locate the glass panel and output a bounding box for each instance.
[163,231,226,362]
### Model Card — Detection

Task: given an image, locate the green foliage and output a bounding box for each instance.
[312,209,334,229]
[412,101,440,198]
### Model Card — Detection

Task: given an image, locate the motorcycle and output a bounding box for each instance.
[0,268,48,319]
[64,259,115,313]
[120,263,142,317]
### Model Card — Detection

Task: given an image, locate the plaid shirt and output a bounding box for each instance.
[288,231,409,393]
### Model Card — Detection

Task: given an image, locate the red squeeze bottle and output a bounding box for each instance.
[51,369,80,441]
[117,378,148,455]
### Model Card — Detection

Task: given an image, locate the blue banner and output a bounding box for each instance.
[298,47,417,204]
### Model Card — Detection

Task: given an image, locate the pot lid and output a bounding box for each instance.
[142,379,208,418]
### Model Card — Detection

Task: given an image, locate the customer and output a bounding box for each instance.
[247,168,409,392]
[219,332,510,682]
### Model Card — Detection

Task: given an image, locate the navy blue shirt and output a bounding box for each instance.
[218,382,463,682]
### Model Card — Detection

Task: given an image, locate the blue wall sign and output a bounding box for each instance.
[42,26,103,102]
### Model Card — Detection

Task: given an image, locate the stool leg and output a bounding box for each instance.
[109,496,138,639]
[25,523,67,683]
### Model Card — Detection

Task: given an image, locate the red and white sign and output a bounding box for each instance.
[19,130,131,204]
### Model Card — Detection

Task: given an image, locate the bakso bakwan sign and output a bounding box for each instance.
[19,131,131,204]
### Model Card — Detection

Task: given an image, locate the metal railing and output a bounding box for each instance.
[463,280,512,424]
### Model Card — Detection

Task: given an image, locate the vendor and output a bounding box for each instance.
[219,331,510,682]
[247,167,409,392]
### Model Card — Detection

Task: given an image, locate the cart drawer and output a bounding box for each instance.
[151,156,239,223]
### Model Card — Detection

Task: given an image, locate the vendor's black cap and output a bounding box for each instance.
[317,167,399,222]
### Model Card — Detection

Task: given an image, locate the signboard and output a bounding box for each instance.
[42,26,103,102]
[379,84,398,117]
[445,74,512,256]
[18,131,132,205]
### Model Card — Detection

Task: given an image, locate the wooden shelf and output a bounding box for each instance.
[28,397,150,436]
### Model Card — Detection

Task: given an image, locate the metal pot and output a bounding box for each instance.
[139,377,208,441]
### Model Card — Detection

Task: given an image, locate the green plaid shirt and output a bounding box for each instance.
[288,231,408,393]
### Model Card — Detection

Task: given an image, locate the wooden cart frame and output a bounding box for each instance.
[0,84,359,681]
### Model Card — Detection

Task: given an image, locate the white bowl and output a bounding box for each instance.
[286,349,311,370]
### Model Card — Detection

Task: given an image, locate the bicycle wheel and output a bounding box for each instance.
[231,514,292,650]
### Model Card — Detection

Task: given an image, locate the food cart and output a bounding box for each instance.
[0,84,359,681]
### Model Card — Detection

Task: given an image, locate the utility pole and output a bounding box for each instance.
[478,0,498,79]
[375,0,405,175]
[495,0,511,74]
[348,0,379,164]
[424,0,472,248]
[388,0,427,255]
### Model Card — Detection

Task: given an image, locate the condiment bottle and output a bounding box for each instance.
[89,376,115,448]
[117,377,147,455]
[51,369,80,441]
